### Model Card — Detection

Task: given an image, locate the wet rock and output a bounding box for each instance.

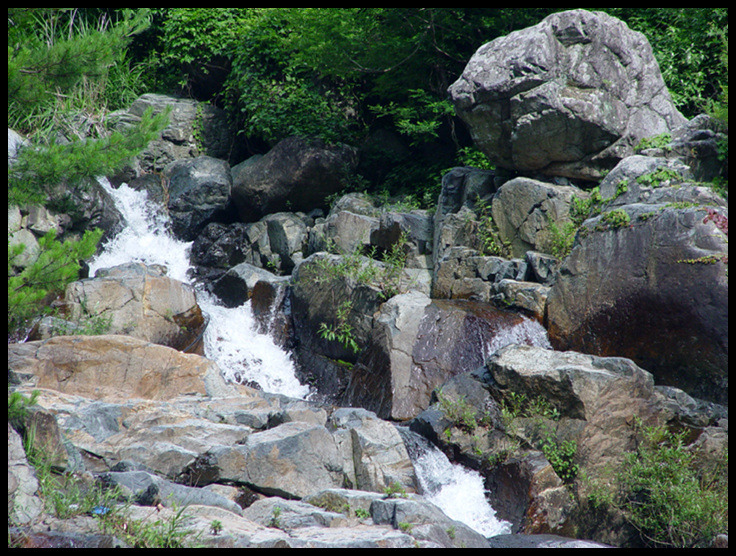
[342,292,550,421]
[164,155,235,241]
[547,202,728,404]
[370,495,491,548]
[290,252,386,365]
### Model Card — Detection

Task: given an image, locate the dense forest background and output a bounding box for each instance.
[7,8,729,335]
[8,8,729,204]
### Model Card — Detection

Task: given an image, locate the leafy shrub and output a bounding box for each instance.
[589,420,728,548]
[8,228,103,338]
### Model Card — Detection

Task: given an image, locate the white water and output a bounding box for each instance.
[404,430,512,538]
[89,177,543,538]
[88,178,310,399]
[485,315,552,358]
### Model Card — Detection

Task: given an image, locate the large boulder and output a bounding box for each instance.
[341,291,552,421]
[232,421,345,499]
[108,93,238,173]
[309,208,380,255]
[164,156,235,241]
[490,177,587,258]
[448,9,687,180]
[231,136,358,222]
[60,263,207,353]
[486,344,655,422]
[329,407,417,493]
[291,253,384,362]
[546,202,728,404]
[7,334,235,402]
[432,167,498,271]
[210,262,287,309]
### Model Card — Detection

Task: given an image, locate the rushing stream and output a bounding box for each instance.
[88,178,309,399]
[89,176,538,538]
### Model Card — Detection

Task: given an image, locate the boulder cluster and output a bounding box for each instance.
[9,10,727,548]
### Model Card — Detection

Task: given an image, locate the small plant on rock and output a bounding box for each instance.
[318,299,360,354]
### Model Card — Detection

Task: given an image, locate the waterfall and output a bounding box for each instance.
[88,178,310,399]
[485,313,552,358]
[400,428,512,538]
[90,177,525,539]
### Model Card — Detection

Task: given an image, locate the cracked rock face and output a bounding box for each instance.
[448,9,687,180]
[61,262,207,353]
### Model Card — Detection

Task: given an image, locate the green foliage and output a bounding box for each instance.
[600,209,631,229]
[149,8,250,94]
[382,481,409,499]
[471,196,512,257]
[9,107,169,206]
[8,228,103,336]
[8,9,152,133]
[635,167,684,188]
[370,89,454,146]
[123,8,727,205]
[634,133,672,153]
[99,503,199,548]
[435,388,489,433]
[318,300,360,354]
[589,420,728,548]
[8,8,169,206]
[221,8,364,146]
[541,219,579,259]
[7,390,40,425]
[209,519,223,536]
[539,426,579,484]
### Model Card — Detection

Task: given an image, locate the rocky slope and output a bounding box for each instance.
[9,9,727,549]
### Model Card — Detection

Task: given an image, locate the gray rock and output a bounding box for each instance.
[241,497,347,529]
[598,154,725,208]
[239,421,344,499]
[547,203,728,404]
[490,177,587,258]
[8,423,45,526]
[309,210,379,255]
[108,93,236,173]
[486,344,655,421]
[290,252,385,365]
[448,9,687,180]
[98,470,243,514]
[488,533,614,548]
[329,407,417,493]
[231,136,358,222]
[370,495,491,548]
[62,262,207,353]
[165,155,234,241]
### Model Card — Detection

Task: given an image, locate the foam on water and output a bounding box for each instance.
[485,314,552,359]
[89,177,309,399]
[404,429,512,538]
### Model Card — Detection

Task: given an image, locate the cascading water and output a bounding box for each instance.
[89,176,550,539]
[88,177,310,399]
[400,428,512,538]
